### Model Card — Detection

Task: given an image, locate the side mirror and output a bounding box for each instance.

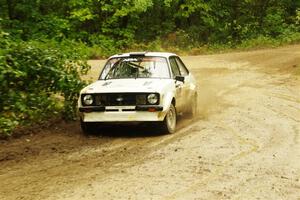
[175,76,185,82]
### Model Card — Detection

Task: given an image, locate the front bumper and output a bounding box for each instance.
[79,105,166,122]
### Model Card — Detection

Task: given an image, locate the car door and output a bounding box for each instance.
[174,56,194,112]
[169,56,185,113]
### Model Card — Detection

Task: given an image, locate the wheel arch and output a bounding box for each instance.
[162,91,176,111]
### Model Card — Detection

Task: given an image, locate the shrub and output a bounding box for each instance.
[0,35,90,136]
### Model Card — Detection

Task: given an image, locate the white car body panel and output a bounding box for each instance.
[83,110,165,122]
[80,79,174,95]
[78,52,197,123]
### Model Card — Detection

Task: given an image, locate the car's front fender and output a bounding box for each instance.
[159,90,175,119]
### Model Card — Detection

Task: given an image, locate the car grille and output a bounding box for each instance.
[94,93,147,106]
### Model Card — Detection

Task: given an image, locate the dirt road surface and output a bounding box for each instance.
[1,45,300,200]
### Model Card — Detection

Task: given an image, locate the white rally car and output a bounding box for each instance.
[78,52,197,134]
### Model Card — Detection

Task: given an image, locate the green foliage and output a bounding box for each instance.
[0,35,90,135]
[1,0,299,49]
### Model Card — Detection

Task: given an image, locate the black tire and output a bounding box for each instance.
[161,104,177,134]
[80,119,97,135]
[187,94,198,118]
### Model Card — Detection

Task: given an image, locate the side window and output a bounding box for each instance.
[175,57,189,76]
[169,57,180,78]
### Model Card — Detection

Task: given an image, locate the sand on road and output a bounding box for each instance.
[0,45,300,200]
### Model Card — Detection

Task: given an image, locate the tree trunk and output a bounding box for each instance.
[6,0,15,20]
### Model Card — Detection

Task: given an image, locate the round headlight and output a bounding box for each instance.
[147,93,158,104]
[83,94,93,105]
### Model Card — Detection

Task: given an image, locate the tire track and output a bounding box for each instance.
[267,92,300,104]
[263,105,300,123]
[164,122,259,200]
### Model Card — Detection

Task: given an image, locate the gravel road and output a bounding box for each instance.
[0,45,299,200]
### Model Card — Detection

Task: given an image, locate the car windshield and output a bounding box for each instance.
[99,56,170,80]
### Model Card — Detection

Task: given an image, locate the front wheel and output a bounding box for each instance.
[160,104,177,134]
[80,119,97,135]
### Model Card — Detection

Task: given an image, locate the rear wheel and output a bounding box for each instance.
[161,104,177,134]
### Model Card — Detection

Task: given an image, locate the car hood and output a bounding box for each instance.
[81,78,174,94]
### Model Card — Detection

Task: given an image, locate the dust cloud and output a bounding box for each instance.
[196,80,224,119]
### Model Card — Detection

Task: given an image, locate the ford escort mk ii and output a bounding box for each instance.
[78,52,197,134]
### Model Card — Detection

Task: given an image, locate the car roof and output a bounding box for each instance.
[109,52,177,59]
